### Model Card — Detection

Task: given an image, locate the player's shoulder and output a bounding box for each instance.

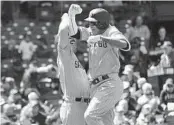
[107,25,120,35]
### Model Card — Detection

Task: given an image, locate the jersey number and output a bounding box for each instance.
[92,41,107,48]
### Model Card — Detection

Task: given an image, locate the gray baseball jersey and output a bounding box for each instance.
[78,25,130,79]
[57,25,89,98]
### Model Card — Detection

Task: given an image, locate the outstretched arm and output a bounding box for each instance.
[101,36,127,49]
[68,4,82,36]
[55,13,70,49]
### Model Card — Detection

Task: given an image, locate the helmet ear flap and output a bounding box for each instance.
[96,21,109,30]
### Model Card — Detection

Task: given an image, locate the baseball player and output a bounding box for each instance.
[68,4,131,125]
[56,13,90,125]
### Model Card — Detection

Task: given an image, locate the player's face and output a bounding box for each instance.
[158,28,166,38]
[70,37,77,53]
[166,84,174,92]
[136,16,143,26]
[89,22,100,35]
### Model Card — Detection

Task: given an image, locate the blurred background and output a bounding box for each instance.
[1,1,174,125]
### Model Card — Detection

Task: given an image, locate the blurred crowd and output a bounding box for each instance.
[1,1,174,125]
[115,68,174,125]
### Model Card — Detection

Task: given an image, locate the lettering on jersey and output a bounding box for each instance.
[75,61,83,69]
[89,40,107,48]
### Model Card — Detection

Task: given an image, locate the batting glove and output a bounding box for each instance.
[68,4,82,17]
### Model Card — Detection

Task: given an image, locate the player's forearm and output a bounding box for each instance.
[68,4,82,36]
[69,15,78,36]
[101,36,127,49]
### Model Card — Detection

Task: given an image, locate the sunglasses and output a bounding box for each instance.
[167,84,174,88]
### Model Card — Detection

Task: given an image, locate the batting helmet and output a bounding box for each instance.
[85,8,110,30]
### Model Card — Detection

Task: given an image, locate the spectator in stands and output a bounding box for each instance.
[20,92,47,125]
[122,81,138,112]
[1,103,19,125]
[137,83,160,114]
[159,41,174,68]
[7,89,26,110]
[18,34,37,63]
[127,36,148,77]
[125,15,151,50]
[114,99,129,125]
[20,63,58,96]
[45,107,61,125]
[152,26,171,49]
[121,64,138,91]
[133,77,147,100]
[1,77,17,97]
[136,104,156,125]
[160,78,174,111]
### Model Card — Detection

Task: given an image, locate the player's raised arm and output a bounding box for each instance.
[68,4,82,36]
[68,4,90,41]
[55,13,70,49]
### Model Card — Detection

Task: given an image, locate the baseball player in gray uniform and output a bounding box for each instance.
[68,4,131,125]
[56,13,90,125]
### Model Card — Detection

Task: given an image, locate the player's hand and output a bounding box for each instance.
[68,4,82,17]
[87,35,101,44]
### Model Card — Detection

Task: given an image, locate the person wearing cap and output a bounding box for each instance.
[160,78,174,111]
[7,89,26,112]
[114,100,129,125]
[137,83,160,113]
[159,41,174,68]
[121,81,138,113]
[121,65,139,93]
[1,103,19,125]
[136,104,156,125]
[20,63,58,97]
[115,99,136,125]
[2,77,17,96]
[68,4,131,125]
[133,77,147,100]
[55,13,90,125]
[20,92,47,125]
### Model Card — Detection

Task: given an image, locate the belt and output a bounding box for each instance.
[91,74,110,85]
[63,97,90,103]
[75,97,90,103]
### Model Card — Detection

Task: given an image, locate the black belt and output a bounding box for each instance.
[91,75,110,85]
[63,97,90,103]
[75,97,90,103]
